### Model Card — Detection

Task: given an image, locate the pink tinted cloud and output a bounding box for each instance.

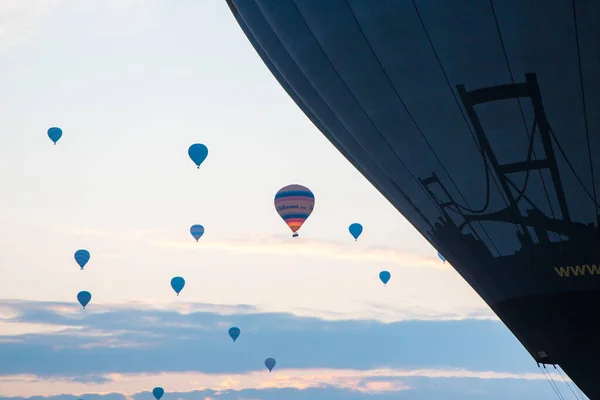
[70,227,448,270]
[0,367,565,398]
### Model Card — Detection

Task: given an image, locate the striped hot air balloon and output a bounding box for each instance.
[274,184,315,237]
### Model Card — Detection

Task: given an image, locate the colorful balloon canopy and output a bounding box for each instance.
[188,144,208,169]
[379,271,391,285]
[77,291,91,309]
[190,224,205,242]
[170,276,185,296]
[274,184,315,237]
[265,357,276,372]
[348,223,363,241]
[152,387,164,400]
[74,249,90,270]
[228,327,240,342]
[438,252,446,263]
[47,127,62,145]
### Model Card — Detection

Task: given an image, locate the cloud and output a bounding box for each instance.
[69,227,449,270]
[51,227,487,323]
[0,370,575,400]
[0,320,78,336]
[0,300,577,399]
[0,302,85,336]
[0,300,532,379]
[2,367,554,394]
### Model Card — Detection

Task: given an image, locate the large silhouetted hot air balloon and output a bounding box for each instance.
[77,291,91,309]
[227,1,600,397]
[274,184,314,237]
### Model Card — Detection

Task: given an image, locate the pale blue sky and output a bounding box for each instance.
[0,1,582,399]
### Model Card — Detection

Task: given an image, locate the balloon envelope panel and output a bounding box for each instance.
[227,0,600,397]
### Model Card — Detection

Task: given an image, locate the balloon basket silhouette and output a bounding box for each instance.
[292,233,299,237]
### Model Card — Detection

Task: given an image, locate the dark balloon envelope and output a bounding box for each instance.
[226,0,600,397]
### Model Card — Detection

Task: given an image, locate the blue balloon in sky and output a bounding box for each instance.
[77,291,91,309]
[379,271,391,285]
[152,387,164,400]
[348,223,363,241]
[188,144,208,169]
[47,127,62,145]
[190,224,205,242]
[228,327,241,342]
[74,249,90,270]
[438,251,446,263]
[171,276,185,296]
[265,357,276,372]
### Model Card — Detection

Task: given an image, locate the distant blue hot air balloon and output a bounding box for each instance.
[77,291,91,309]
[265,357,276,372]
[229,327,241,342]
[190,225,205,242]
[379,271,391,285]
[152,387,164,400]
[171,276,185,296]
[47,127,62,145]
[74,249,90,270]
[348,223,363,241]
[438,252,446,263]
[188,144,208,169]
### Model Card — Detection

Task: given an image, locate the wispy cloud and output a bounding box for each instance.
[0,321,79,336]
[69,227,448,270]
[0,302,84,336]
[0,367,566,398]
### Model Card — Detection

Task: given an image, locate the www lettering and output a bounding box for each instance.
[277,205,299,211]
[554,264,600,277]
